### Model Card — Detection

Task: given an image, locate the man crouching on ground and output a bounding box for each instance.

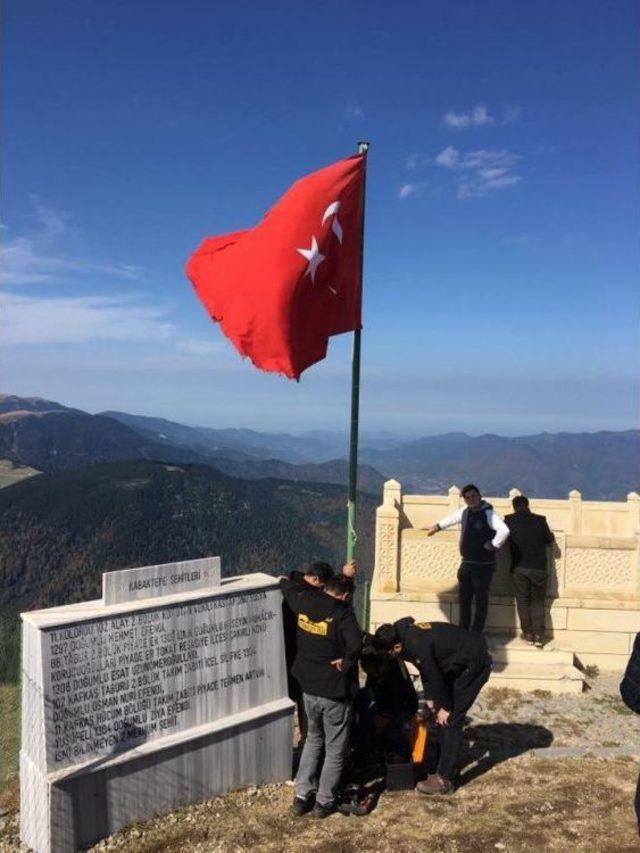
[373,618,491,794]
[279,573,362,818]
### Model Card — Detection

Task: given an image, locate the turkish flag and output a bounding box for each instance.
[185,154,365,380]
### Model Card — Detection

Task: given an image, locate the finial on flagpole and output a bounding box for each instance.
[357,141,370,155]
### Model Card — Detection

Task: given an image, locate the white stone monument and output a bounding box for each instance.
[20,556,294,853]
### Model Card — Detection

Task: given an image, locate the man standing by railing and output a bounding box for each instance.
[425,484,509,633]
[505,495,555,647]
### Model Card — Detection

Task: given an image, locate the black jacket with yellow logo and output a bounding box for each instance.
[395,617,490,711]
[280,577,362,700]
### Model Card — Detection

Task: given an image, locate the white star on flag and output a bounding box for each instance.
[296,236,325,283]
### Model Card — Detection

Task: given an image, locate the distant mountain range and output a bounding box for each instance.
[0,395,386,494]
[360,431,640,500]
[1,393,638,499]
[0,392,637,622]
[0,460,376,613]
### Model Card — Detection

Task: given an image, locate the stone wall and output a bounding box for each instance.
[371,481,640,671]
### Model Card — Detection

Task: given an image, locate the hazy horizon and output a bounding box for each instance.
[2,389,637,441]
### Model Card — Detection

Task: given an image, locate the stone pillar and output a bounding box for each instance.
[628,492,640,599]
[373,479,401,593]
[448,485,460,513]
[627,492,640,536]
[568,489,582,535]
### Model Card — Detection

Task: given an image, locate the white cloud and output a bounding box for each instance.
[434,146,522,199]
[343,104,364,120]
[2,236,141,285]
[1,200,141,285]
[442,104,521,129]
[398,184,420,199]
[443,104,494,129]
[435,146,460,169]
[1,292,174,345]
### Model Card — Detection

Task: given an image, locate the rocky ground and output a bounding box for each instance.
[1,674,639,852]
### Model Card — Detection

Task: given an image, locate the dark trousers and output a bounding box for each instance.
[457,562,495,633]
[437,656,492,780]
[288,673,308,744]
[513,566,547,637]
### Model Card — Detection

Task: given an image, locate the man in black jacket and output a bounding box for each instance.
[505,495,554,647]
[280,573,362,818]
[621,633,640,835]
[281,561,335,743]
[374,617,491,794]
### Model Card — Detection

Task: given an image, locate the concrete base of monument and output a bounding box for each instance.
[20,697,294,853]
[19,568,295,853]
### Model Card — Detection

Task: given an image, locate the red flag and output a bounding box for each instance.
[186,154,364,380]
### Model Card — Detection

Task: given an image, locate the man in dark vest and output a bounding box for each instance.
[426,484,509,632]
[280,573,362,818]
[505,495,555,647]
[373,618,492,794]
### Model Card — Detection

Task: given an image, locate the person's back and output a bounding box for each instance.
[505,509,553,571]
[281,574,362,818]
[504,496,554,646]
[373,618,492,794]
[398,618,488,677]
[284,584,360,700]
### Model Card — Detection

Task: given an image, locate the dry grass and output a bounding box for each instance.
[593,695,634,716]
[482,686,523,712]
[76,756,637,853]
[0,684,20,792]
[1,755,637,852]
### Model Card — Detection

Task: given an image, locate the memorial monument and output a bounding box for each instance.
[20,556,294,853]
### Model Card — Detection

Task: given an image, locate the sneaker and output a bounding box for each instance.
[292,795,314,817]
[311,801,336,819]
[415,774,454,795]
[533,635,545,648]
[520,632,534,644]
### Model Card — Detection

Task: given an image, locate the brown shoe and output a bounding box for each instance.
[416,774,454,796]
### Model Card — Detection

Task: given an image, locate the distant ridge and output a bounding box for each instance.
[0,395,385,494]
[2,394,637,499]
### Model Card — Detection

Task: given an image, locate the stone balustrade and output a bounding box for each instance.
[371,481,640,671]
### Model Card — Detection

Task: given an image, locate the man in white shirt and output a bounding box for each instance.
[425,484,509,633]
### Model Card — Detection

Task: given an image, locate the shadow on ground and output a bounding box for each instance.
[457,722,554,786]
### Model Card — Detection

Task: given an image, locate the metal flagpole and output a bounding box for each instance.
[346,140,369,628]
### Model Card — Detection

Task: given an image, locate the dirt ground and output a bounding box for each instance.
[1,675,639,852]
[3,756,637,853]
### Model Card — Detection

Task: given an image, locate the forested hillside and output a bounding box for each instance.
[0,460,376,614]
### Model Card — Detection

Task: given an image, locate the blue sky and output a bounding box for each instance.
[3,0,638,435]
